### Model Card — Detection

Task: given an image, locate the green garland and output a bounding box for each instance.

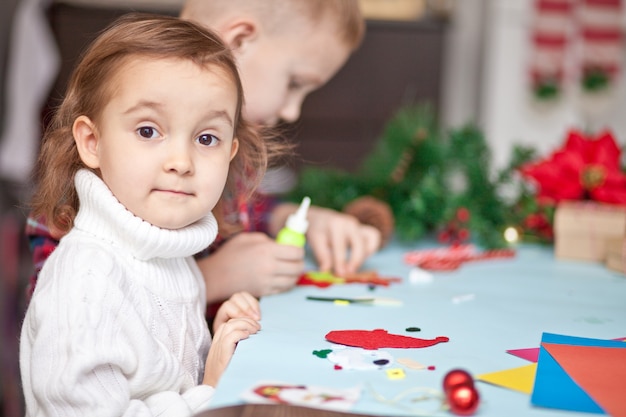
[289,104,551,248]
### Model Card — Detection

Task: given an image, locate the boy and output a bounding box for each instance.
[27,0,382,305]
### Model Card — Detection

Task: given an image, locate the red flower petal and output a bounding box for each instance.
[591,170,626,204]
[589,130,621,171]
[591,187,626,205]
[520,154,584,201]
[520,129,625,204]
[562,130,589,156]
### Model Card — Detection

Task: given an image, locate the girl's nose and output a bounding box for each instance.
[279,96,303,124]
[163,140,193,175]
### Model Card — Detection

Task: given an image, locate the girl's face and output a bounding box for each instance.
[74,57,239,229]
[234,20,352,127]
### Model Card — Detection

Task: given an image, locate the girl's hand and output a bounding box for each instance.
[212,291,261,334]
[202,316,260,387]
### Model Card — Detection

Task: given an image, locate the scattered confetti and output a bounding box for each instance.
[452,293,475,304]
[409,267,434,284]
[312,349,332,359]
[386,368,406,380]
[397,357,427,370]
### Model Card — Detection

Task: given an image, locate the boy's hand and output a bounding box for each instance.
[198,233,305,302]
[213,291,261,333]
[202,316,260,387]
[305,206,381,276]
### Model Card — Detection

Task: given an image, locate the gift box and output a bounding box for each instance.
[358,0,425,20]
[605,237,626,274]
[553,201,626,262]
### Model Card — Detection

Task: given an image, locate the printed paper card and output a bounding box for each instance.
[241,381,361,411]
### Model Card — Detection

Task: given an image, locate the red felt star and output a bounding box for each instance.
[519,130,626,204]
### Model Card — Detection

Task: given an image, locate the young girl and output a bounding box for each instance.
[20,14,271,416]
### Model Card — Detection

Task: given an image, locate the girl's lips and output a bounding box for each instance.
[153,189,193,196]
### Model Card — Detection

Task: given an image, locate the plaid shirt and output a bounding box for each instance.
[24,216,58,299]
[25,193,279,300]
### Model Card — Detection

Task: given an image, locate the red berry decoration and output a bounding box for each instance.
[443,369,480,416]
[456,207,470,223]
[443,369,474,393]
[447,385,480,416]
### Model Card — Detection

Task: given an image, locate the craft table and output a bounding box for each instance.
[206,240,626,417]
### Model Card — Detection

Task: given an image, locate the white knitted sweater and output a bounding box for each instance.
[20,169,219,417]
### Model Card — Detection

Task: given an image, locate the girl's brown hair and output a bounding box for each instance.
[31,13,280,234]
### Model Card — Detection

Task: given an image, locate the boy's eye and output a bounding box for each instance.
[137,126,159,139]
[198,133,219,147]
[288,78,303,90]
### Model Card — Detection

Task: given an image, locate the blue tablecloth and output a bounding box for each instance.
[209,240,626,416]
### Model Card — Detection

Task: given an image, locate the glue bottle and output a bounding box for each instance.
[276,196,311,247]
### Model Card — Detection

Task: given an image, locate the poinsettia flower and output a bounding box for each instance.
[519,130,626,205]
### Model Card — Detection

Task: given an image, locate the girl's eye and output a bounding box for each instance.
[198,133,219,147]
[137,126,159,139]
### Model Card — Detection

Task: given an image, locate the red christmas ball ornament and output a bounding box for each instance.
[443,369,480,416]
[443,369,474,393]
[447,385,480,416]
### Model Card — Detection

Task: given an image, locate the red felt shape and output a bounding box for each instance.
[325,329,449,350]
[297,271,401,288]
[297,274,333,288]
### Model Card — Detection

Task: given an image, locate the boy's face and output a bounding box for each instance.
[235,23,352,127]
[74,57,239,229]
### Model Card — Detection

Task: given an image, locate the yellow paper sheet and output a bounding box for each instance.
[477,363,537,395]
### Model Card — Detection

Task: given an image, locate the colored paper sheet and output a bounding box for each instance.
[542,343,626,417]
[506,336,626,363]
[506,348,539,363]
[530,333,626,415]
[477,363,537,394]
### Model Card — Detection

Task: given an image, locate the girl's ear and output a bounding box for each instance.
[230,138,239,161]
[219,18,259,53]
[73,115,100,169]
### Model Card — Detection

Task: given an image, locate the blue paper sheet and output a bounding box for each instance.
[530,333,626,414]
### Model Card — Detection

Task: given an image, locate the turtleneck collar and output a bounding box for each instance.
[72,169,218,261]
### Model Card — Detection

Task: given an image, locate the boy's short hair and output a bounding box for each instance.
[181,0,365,50]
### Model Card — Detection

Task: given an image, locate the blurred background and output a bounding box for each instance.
[1,0,625,415]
